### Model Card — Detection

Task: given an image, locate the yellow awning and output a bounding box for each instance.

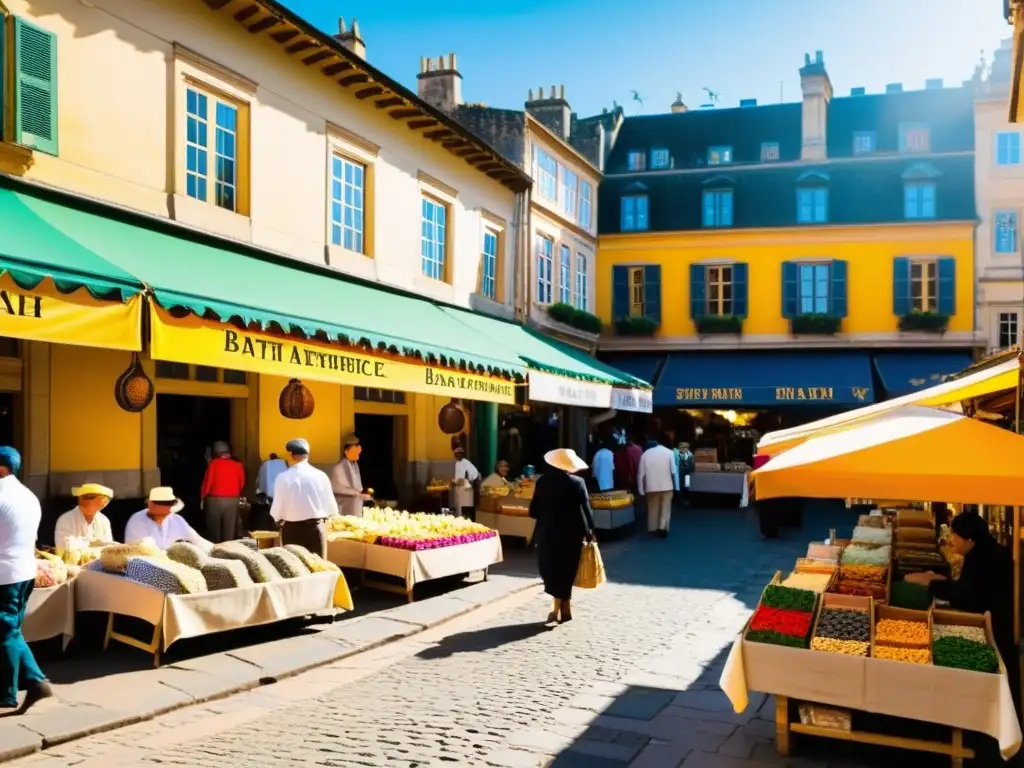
[757,356,1022,457]
[754,406,1024,507]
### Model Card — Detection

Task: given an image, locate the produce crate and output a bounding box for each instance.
[794,558,838,576]
[810,593,873,657]
[857,515,888,529]
[896,509,933,528]
[781,569,837,594]
[872,604,932,654]
[744,571,819,648]
[806,543,841,561]
[931,609,1004,673]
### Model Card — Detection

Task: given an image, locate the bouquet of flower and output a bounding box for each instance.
[328,508,497,550]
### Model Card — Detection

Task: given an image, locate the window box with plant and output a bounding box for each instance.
[898,311,950,332]
[546,302,603,334]
[782,260,847,335]
[615,316,659,335]
[690,263,747,336]
[893,256,955,334]
[694,314,743,334]
[612,264,661,335]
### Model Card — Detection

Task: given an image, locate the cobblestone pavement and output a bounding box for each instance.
[10,506,970,768]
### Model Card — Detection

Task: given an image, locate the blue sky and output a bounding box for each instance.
[283,0,1010,116]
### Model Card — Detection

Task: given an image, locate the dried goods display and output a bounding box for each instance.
[874,645,931,664]
[932,624,988,643]
[760,584,817,613]
[834,580,886,600]
[852,526,892,544]
[876,618,930,646]
[781,572,832,592]
[857,515,886,528]
[810,637,870,656]
[746,630,807,648]
[794,558,837,575]
[895,549,945,569]
[591,491,634,510]
[932,636,999,673]
[840,545,891,566]
[750,606,814,638]
[839,565,886,583]
[815,608,870,642]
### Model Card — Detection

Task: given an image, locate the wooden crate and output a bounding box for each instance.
[873,604,932,654]
[810,593,873,656]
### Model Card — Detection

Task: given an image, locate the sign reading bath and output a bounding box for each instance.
[149,307,516,405]
[527,370,613,408]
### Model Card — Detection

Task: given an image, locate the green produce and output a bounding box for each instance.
[932,636,999,673]
[761,584,816,613]
[746,629,807,648]
[815,608,869,641]
[889,580,932,610]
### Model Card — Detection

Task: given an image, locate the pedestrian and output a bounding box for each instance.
[614,435,641,492]
[528,448,595,625]
[638,435,679,539]
[0,446,53,711]
[200,440,246,542]
[676,442,695,506]
[271,438,338,558]
[591,440,615,492]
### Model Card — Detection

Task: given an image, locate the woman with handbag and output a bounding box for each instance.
[529,448,596,624]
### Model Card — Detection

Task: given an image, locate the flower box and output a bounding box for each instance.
[899,312,949,332]
[615,316,659,336]
[695,315,743,335]
[546,302,603,334]
[791,314,841,335]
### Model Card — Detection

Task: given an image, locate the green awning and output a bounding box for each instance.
[0,189,142,301]
[440,307,651,387]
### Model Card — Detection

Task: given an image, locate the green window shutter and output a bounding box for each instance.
[937,257,955,316]
[829,259,848,318]
[781,261,798,319]
[643,265,661,324]
[689,264,705,318]
[14,18,58,156]
[612,266,629,320]
[732,262,749,318]
[892,257,911,316]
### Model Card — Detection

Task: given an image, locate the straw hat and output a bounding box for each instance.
[72,483,113,508]
[544,448,588,474]
[148,486,184,514]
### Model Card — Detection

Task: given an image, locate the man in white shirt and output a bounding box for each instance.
[0,446,52,710]
[451,446,480,519]
[256,453,288,500]
[637,436,679,538]
[124,487,213,552]
[54,483,115,554]
[331,435,370,518]
[272,438,338,558]
[591,442,615,492]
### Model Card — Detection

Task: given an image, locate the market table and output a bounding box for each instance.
[24,580,75,649]
[474,511,535,545]
[75,568,339,666]
[326,535,503,602]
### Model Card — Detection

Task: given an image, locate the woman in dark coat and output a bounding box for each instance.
[529,448,595,624]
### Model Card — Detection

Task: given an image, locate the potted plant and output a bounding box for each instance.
[615,316,659,335]
[899,311,949,332]
[546,302,603,334]
[695,315,743,335]
[791,314,841,335]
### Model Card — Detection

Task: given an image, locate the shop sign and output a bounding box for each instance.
[0,274,142,351]
[527,370,612,408]
[149,308,516,405]
[611,387,653,413]
[673,385,869,404]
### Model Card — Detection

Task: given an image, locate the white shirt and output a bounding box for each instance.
[124,510,212,552]
[271,460,339,523]
[256,458,288,497]
[637,445,679,495]
[0,475,41,585]
[54,507,113,552]
[453,458,480,483]
[591,448,615,492]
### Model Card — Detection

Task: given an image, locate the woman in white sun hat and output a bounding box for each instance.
[528,448,595,624]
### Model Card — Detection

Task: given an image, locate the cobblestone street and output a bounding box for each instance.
[8,507,967,768]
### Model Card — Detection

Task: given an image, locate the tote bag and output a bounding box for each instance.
[574,541,607,589]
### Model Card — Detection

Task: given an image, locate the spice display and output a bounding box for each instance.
[857,515,886,528]
[876,618,929,646]
[761,584,817,613]
[839,565,886,583]
[815,608,870,641]
[810,637,870,656]
[781,572,832,593]
[932,624,988,643]
[794,558,837,575]
[750,606,813,637]
[746,630,806,648]
[874,645,930,664]
[852,526,892,544]
[896,549,945,570]
[932,636,999,673]
[834,580,886,600]
[841,545,891,566]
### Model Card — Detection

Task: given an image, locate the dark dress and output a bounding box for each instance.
[529,471,595,600]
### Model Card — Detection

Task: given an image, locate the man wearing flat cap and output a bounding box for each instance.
[55,483,115,554]
[331,434,371,517]
[270,439,337,558]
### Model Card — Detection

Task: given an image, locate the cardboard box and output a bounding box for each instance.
[873,604,931,650]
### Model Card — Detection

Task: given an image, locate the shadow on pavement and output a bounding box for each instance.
[415,621,555,660]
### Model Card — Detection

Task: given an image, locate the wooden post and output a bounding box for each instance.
[1015,366,1022,646]
[775,695,791,755]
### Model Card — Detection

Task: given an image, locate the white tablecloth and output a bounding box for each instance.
[475,512,536,543]
[24,580,75,649]
[327,536,503,590]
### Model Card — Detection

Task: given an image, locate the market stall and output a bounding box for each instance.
[590,490,636,530]
[474,477,537,544]
[24,581,75,649]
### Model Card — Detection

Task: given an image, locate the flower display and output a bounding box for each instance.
[328,508,497,550]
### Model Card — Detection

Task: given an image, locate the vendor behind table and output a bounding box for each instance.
[452,445,480,520]
[331,434,372,518]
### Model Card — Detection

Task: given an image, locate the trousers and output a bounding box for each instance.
[646,490,673,532]
[205,496,240,543]
[0,579,44,707]
[281,518,328,559]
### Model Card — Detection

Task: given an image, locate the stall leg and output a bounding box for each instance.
[950,728,963,768]
[775,695,791,756]
[103,613,114,651]
[482,568,489,582]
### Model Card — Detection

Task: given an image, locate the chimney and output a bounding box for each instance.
[334,17,365,60]
[671,92,688,113]
[925,78,944,90]
[850,86,866,96]
[885,82,903,93]
[799,50,832,161]
[739,98,757,107]
[416,53,462,113]
[990,38,1013,85]
[526,85,571,141]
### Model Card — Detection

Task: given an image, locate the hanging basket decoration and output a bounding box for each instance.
[114,352,154,413]
[279,378,315,420]
[438,398,466,435]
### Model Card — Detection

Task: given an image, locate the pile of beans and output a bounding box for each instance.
[876,618,930,646]
[839,565,886,583]
[932,624,988,643]
[781,573,832,593]
[810,637,869,656]
[812,608,870,656]
[874,645,930,664]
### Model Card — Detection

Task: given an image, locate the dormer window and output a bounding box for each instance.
[796,171,830,224]
[650,148,670,170]
[900,123,931,154]
[853,131,876,155]
[626,151,646,171]
[708,146,733,165]
[760,142,780,162]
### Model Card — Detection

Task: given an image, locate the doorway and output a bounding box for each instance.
[156,394,231,532]
[354,413,397,501]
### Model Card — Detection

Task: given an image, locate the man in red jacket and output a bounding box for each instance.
[201,440,246,542]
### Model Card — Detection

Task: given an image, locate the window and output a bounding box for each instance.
[708,146,733,165]
[853,131,876,155]
[562,168,577,218]
[650,148,670,169]
[330,155,365,253]
[481,229,498,300]
[705,265,734,316]
[999,312,1020,350]
[995,210,1019,255]
[354,388,406,404]
[797,187,828,224]
[904,182,936,219]
[11,19,59,155]
[574,254,588,310]
[626,151,646,171]
[900,123,931,153]
[536,236,553,304]
[558,245,571,304]
[910,260,938,312]
[996,132,1022,166]
[628,267,645,316]
[621,195,649,231]
[420,196,447,280]
[535,147,558,199]
[798,263,830,314]
[185,85,242,212]
[702,190,733,228]
[760,142,780,162]
[579,181,592,229]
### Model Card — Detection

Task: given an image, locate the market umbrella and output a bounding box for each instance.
[752,405,1024,506]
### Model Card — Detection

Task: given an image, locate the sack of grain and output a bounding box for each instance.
[124,556,208,595]
[210,542,281,583]
[262,547,309,579]
[100,538,161,573]
[201,558,254,591]
[166,541,210,571]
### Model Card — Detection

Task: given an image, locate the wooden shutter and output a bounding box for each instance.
[612,266,629,321]
[829,260,848,318]
[14,18,58,155]
[781,261,798,318]
[732,262,749,318]
[892,257,911,316]
[643,265,661,325]
[937,257,956,316]
[689,264,706,318]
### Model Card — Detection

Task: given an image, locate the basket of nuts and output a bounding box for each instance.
[872,605,932,664]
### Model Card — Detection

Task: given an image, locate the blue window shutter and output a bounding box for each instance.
[781,261,798,318]
[892,257,911,316]
[620,197,634,231]
[829,259,848,318]
[937,257,956,316]
[612,266,629,320]
[732,262,749,318]
[689,264,706,318]
[644,265,661,324]
[14,18,58,156]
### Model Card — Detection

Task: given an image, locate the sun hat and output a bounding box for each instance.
[148,486,184,513]
[544,448,588,474]
[72,483,114,506]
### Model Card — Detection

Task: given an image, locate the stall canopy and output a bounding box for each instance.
[599,354,665,389]
[654,350,874,409]
[872,350,975,397]
[758,354,1022,457]
[753,405,1024,507]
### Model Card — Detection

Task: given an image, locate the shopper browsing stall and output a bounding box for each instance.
[272,438,338,558]
[591,441,615,492]
[125,488,213,552]
[54,483,115,553]
[638,436,679,539]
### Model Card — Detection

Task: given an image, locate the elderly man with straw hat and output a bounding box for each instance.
[125,487,213,552]
[54,483,115,554]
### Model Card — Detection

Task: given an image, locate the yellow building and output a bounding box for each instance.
[0,0,647,535]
